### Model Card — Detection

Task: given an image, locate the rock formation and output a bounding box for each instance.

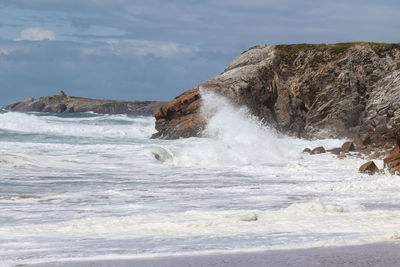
[152,87,203,139]
[152,42,400,144]
[3,92,166,116]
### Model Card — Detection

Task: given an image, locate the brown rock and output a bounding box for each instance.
[302,148,311,153]
[383,147,400,174]
[310,146,326,155]
[359,161,379,175]
[151,87,204,139]
[383,147,400,167]
[327,147,342,155]
[341,141,356,152]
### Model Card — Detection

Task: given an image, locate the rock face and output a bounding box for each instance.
[3,92,166,116]
[153,42,400,143]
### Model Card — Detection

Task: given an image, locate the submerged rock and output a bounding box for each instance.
[3,92,166,116]
[153,42,400,144]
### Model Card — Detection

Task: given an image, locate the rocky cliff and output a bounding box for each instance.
[153,42,400,145]
[3,91,166,116]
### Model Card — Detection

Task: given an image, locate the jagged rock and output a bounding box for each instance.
[3,94,166,116]
[302,148,311,153]
[153,42,400,143]
[151,87,203,139]
[383,147,400,174]
[359,161,379,175]
[327,147,342,155]
[341,141,356,152]
[310,146,326,154]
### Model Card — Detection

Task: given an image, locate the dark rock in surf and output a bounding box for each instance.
[359,161,379,175]
[327,147,342,155]
[3,92,166,116]
[310,146,326,155]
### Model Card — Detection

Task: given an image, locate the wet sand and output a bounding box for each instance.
[29,242,400,267]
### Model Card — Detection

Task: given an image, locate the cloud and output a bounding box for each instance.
[16,27,56,41]
[80,39,198,58]
[0,45,27,55]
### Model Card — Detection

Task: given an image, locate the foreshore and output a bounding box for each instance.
[29,242,400,267]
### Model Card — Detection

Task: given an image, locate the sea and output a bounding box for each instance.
[1,92,400,266]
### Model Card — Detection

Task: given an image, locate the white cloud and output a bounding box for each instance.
[0,45,29,55]
[105,39,198,58]
[16,27,56,41]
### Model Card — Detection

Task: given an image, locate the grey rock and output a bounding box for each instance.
[3,92,167,116]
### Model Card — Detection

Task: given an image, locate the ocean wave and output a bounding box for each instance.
[0,111,155,139]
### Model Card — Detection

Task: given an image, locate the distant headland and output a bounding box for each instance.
[3,91,166,116]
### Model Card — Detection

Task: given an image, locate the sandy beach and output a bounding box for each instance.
[29,242,400,267]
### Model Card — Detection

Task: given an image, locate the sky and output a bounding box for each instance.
[0,0,400,106]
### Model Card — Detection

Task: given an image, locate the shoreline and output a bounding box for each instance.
[28,242,400,267]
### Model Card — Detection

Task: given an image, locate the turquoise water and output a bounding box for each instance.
[1,101,400,266]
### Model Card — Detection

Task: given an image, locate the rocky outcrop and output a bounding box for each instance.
[153,42,400,144]
[3,92,166,116]
[152,87,203,139]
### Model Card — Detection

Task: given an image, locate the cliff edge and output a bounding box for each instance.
[152,42,400,145]
[3,91,167,116]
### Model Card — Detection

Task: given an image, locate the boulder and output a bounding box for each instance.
[310,146,326,155]
[359,161,379,175]
[341,141,356,152]
[302,148,311,153]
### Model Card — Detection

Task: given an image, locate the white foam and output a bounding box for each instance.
[2,95,400,265]
[167,91,298,167]
[0,112,155,138]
